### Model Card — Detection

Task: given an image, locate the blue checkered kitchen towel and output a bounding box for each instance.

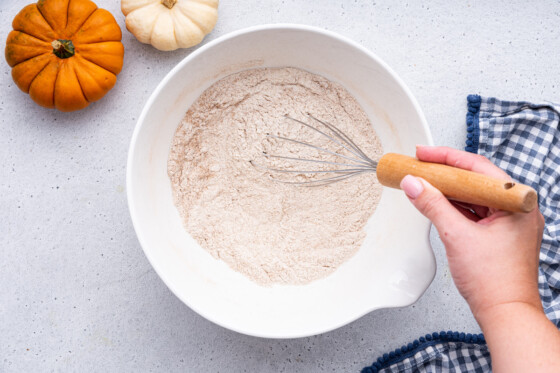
[362,95,560,372]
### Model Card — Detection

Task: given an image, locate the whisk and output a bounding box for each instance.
[250,114,538,213]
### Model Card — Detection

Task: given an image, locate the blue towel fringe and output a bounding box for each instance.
[361,331,486,373]
[465,94,482,154]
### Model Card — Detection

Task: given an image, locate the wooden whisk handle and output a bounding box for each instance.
[376,153,538,213]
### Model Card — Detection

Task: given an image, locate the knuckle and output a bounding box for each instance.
[476,154,488,162]
[473,154,490,164]
[418,192,446,220]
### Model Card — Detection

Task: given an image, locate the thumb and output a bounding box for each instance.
[400,175,468,233]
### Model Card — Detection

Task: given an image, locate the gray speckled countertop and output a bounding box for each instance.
[2,1,559,371]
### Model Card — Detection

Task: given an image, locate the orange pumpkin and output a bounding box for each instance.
[5,0,124,112]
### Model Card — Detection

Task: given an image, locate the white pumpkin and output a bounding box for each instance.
[121,0,219,51]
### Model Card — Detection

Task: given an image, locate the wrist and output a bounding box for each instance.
[466,276,541,323]
[474,299,544,330]
[474,300,560,373]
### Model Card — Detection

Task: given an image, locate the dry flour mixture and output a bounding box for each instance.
[168,67,383,285]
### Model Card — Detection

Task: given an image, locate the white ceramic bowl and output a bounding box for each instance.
[127,24,436,338]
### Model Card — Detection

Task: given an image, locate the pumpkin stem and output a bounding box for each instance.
[161,0,177,9]
[51,39,75,59]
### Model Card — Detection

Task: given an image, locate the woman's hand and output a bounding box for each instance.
[401,146,560,372]
[400,145,544,320]
[400,146,560,372]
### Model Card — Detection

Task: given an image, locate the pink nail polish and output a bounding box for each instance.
[400,175,424,199]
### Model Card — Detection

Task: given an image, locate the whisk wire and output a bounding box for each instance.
[274,172,372,187]
[263,153,371,169]
[271,171,369,186]
[250,160,369,174]
[251,114,378,186]
[267,134,371,167]
[306,114,376,165]
[284,115,371,166]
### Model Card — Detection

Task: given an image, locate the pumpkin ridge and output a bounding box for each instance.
[190,0,219,5]
[147,10,163,44]
[74,41,121,46]
[72,9,122,44]
[17,4,59,41]
[171,17,179,45]
[74,51,115,77]
[66,1,98,40]
[72,55,99,95]
[74,42,124,74]
[5,31,52,66]
[51,60,64,108]
[65,0,70,29]
[36,3,59,36]
[174,5,205,30]
[71,60,91,103]
[27,56,54,95]
[11,54,52,92]
[9,50,52,68]
[121,0,153,15]
[72,54,117,102]
[13,31,52,47]
[174,3,212,33]
[186,14,204,31]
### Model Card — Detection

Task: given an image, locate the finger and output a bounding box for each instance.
[451,201,490,219]
[477,210,512,225]
[400,175,470,233]
[450,201,483,222]
[416,145,511,181]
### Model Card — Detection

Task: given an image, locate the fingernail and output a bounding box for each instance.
[400,175,424,199]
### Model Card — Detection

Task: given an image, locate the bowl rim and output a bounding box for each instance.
[126,23,434,338]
